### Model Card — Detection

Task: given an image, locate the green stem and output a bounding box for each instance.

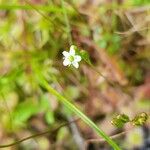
[61,0,73,45]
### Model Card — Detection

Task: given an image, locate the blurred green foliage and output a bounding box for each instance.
[0,0,149,149]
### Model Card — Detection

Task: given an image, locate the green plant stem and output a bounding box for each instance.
[61,0,73,45]
[38,76,121,150]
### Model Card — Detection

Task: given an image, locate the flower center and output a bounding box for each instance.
[69,55,74,62]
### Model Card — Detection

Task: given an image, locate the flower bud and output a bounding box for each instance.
[132,112,148,126]
[111,114,130,128]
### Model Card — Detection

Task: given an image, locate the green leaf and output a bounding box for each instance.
[80,50,92,66]
[40,95,55,124]
[99,39,107,48]
[40,95,50,111]
[13,100,39,127]
[45,110,55,125]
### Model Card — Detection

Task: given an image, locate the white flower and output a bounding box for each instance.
[62,45,81,68]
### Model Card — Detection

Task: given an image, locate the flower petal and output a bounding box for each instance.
[62,51,69,57]
[69,46,75,55]
[72,61,79,68]
[63,59,71,66]
[74,55,81,62]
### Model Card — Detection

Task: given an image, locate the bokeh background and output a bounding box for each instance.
[0,0,150,150]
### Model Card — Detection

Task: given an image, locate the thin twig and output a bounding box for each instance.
[86,131,126,144]
[0,118,80,148]
[85,130,127,149]
[85,126,134,149]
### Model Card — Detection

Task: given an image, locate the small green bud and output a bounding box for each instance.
[118,114,130,123]
[132,112,148,126]
[111,114,130,128]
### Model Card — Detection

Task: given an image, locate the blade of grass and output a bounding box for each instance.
[36,72,121,150]
[0,5,62,12]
